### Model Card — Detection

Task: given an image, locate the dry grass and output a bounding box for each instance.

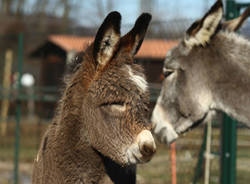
[0,121,250,184]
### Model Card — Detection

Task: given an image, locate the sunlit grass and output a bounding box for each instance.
[0,122,250,184]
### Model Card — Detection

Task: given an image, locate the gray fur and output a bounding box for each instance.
[152,0,250,144]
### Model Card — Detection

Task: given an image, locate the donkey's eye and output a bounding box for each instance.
[163,69,174,78]
[110,103,126,112]
[100,102,126,112]
[101,102,124,106]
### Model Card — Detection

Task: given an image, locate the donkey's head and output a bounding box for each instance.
[152,0,250,144]
[66,12,156,165]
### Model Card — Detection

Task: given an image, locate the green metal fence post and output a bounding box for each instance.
[220,1,240,184]
[14,33,23,184]
[226,0,239,20]
[221,115,237,184]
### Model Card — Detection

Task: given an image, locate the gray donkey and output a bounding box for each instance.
[32,12,156,184]
[152,0,250,144]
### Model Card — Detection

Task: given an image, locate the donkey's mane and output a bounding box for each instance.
[216,30,250,73]
[220,31,250,49]
[66,52,85,75]
[51,51,86,124]
[62,51,86,91]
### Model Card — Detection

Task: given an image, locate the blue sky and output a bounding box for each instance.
[25,0,250,28]
[78,0,209,26]
[76,0,249,26]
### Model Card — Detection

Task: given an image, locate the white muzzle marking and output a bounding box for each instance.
[126,130,156,164]
[151,103,178,144]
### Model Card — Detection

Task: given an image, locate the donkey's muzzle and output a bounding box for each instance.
[127,130,156,164]
[138,131,156,157]
[139,141,156,157]
[151,103,179,144]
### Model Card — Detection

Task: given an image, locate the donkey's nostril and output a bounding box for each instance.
[140,142,156,156]
[137,130,156,159]
[127,130,156,164]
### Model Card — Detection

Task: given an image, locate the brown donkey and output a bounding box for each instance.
[32,12,156,184]
[152,0,250,144]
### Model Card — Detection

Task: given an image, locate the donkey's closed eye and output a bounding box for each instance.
[110,103,126,112]
[101,102,126,113]
[101,101,125,107]
[101,101,126,110]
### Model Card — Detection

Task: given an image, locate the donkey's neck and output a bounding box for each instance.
[212,70,250,126]
[55,76,86,128]
[97,151,136,184]
[214,94,250,127]
[212,32,250,126]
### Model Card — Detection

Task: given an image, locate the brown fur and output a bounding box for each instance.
[32,12,154,184]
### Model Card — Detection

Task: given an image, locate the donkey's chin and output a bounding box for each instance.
[175,113,208,135]
[126,143,151,164]
[175,119,194,135]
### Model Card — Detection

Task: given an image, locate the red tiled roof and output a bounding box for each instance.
[137,39,178,59]
[48,35,179,59]
[49,35,93,51]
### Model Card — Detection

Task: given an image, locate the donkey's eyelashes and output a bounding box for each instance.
[100,101,126,110]
[163,70,174,78]
[100,102,125,106]
[163,68,174,78]
[100,102,127,115]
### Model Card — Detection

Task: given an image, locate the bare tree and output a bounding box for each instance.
[106,0,113,13]
[32,0,49,15]
[62,0,71,19]
[1,0,13,15]
[16,0,26,15]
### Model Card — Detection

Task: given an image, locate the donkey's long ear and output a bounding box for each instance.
[222,7,250,32]
[120,13,152,57]
[184,0,223,47]
[93,11,121,67]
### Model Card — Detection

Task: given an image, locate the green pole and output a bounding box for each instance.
[14,33,23,184]
[221,115,237,184]
[225,0,239,20]
[220,1,239,184]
